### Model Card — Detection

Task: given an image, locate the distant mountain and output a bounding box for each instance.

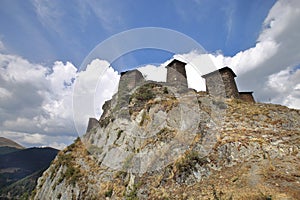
[0,137,24,149]
[0,146,58,199]
[0,169,44,200]
[0,146,21,155]
[0,137,24,156]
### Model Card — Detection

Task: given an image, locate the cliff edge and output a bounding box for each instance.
[33,83,300,199]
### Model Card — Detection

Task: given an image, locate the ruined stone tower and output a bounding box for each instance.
[119,69,144,92]
[117,69,145,110]
[202,67,239,99]
[166,59,188,87]
[239,92,255,103]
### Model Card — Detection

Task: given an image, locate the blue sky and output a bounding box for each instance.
[0,0,275,67]
[1,0,300,149]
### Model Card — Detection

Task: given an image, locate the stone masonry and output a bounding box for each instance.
[117,61,255,108]
[239,92,255,103]
[166,59,188,87]
[202,67,240,99]
[119,70,145,92]
[118,70,145,108]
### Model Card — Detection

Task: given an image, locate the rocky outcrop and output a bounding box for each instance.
[33,83,300,199]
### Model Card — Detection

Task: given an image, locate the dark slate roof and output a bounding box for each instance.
[165,59,187,68]
[120,69,141,76]
[239,91,254,94]
[201,66,236,78]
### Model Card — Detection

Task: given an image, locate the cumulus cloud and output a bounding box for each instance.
[0,52,78,147]
[1,0,300,149]
[73,59,120,135]
[0,52,121,148]
[176,0,300,108]
[265,67,300,109]
[137,55,211,92]
[138,64,167,82]
[0,48,121,148]
[94,66,120,118]
[0,130,74,150]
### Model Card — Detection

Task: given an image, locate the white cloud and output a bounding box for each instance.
[258,0,300,42]
[48,141,68,150]
[0,52,78,148]
[32,0,64,35]
[0,52,120,148]
[0,54,48,84]
[0,130,74,149]
[138,64,167,82]
[0,87,12,98]
[137,54,212,92]
[1,0,300,149]
[266,67,300,109]
[73,59,120,135]
[177,0,300,109]
[210,40,279,75]
[94,66,120,118]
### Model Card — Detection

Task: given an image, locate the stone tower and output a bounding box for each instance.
[166,59,188,87]
[239,91,255,103]
[202,67,239,98]
[117,69,145,109]
[119,69,144,92]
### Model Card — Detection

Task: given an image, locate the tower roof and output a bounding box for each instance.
[201,66,236,78]
[165,59,187,68]
[120,69,141,76]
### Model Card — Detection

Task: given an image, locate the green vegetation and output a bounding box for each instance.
[99,116,111,128]
[104,187,113,197]
[163,87,168,94]
[0,146,21,155]
[132,83,156,102]
[57,193,62,199]
[174,150,207,183]
[125,184,139,200]
[50,138,83,190]
[0,169,44,200]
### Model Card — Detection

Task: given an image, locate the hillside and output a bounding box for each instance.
[0,137,24,155]
[0,137,24,149]
[0,169,45,200]
[0,147,58,199]
[33,83,300,200]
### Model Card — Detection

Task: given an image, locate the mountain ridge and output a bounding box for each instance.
[0,137,24,149]
[33,85,300,199]
[0,144,59,199]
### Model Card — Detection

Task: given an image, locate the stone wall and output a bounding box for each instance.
[166,59,188,87]
[239,92,255,103]
[118,70,145,107]
[119,70,144,92]
[202,67,239,99]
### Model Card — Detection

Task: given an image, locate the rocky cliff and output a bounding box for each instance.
[33,82,300,199]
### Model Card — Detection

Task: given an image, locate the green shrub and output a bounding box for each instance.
[105,188,113,197]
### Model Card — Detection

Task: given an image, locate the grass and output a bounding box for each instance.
[48,138,84,190]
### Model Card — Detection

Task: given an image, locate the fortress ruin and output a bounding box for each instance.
[87,58,255,132]
[116,59,255,103]
[166,59,188,87]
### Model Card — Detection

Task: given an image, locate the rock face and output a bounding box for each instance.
[33,83,300,199]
